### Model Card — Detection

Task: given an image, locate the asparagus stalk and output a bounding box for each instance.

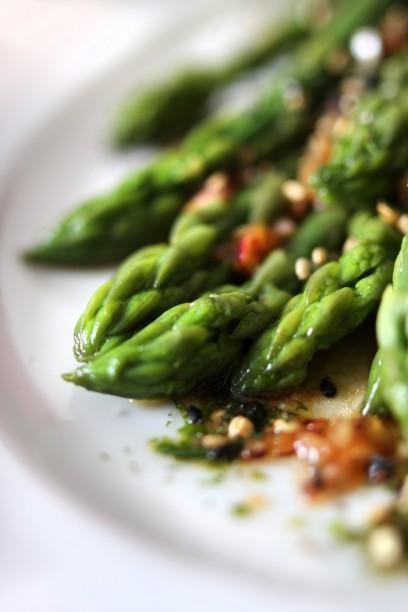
[232,242,392,397]
[287,205,347,258]
[311,56,408,208]
[363,234,408,421]
[348,210,403,256]
[73,169,286,362]
[114,20,308,147]
[73,170,351,362]
[353,212,403,413]
[64,250,296,398]
[376,242,408,439]
[25,0,391,266]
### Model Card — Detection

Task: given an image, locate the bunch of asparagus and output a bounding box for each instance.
[25,0,392,265]
[24,0,408,445]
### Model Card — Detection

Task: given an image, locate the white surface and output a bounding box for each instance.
[1,3,407,612]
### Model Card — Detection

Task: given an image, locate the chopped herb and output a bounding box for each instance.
[328,520,365,542]
[199,470,226,486]
[249,468,268,481]
[231,503,252,517]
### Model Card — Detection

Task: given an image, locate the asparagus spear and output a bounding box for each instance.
[311,60,408,208]
[73,171,349,362]
[363,234,408,420]
[362,350,386,417]
[114,20,308,147]
[25,0,391,266]
[232,242,392,397]
[73,169,286,361]
[287,205,347,258]
[352,210,403,414]
[348,210,402,256]
[64,250,296,398]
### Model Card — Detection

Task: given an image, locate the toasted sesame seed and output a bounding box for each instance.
[397,214,408,234]
[377,201,399,225]
[274,217,297,239]
[209,409,226,425]
[367,504,393,526]
[311,246,328,267]
[332,115,351,137]
[295,257,312,280]
[367,525,404,569]
[228,415,255,440]
[201,434,227,449]
[343,237,359,253]
[282,180,310,204]
[273,419,300,434]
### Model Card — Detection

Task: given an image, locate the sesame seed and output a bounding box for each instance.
[282,180,310,204]
[367,504,393,526]
[273,419,300,434]
[397,214,408,234]
[201,434,227,449]
[311,246,328,267]
[343,237,359,253]
[274,217,297,239]
[209,409,226,425]
[377,201,399,225]
[295,257,312,281]
[367,525,404,570]
[228,415,255,440]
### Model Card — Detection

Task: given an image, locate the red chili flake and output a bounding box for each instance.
[243,416,401,500]
[233,224,282,276]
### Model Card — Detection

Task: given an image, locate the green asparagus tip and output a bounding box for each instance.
[62,372,76,383]
[22,243,67,266]
[22,246,47,264]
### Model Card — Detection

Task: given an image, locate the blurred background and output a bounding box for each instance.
[1,0,288,161]
[1,2,289,610]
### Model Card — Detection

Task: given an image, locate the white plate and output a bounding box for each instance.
[1,8,407,612]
